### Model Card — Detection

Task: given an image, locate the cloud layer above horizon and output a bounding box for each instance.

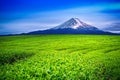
[0,0,120,34]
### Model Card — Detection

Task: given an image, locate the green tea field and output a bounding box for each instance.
[0,35,120,80]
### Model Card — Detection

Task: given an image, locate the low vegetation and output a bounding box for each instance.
[0,35,120,80]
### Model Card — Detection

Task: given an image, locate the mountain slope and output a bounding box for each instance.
[27,18,112,34]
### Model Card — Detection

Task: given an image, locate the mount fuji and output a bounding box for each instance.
[27,18,112,34]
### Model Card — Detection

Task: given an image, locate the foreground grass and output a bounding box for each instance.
[0,35,120,80]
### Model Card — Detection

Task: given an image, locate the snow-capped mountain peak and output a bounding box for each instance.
[52,18,97,30]
[53,18,85,29]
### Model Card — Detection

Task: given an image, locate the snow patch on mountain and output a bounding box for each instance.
[73,18,82,29]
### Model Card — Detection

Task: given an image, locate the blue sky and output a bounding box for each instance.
[0,0,120,34]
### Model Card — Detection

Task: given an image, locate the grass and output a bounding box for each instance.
[0,35,120,80]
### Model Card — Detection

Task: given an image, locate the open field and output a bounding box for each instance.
[0,35,120,80]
